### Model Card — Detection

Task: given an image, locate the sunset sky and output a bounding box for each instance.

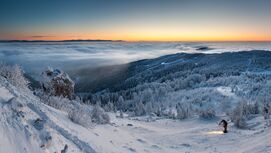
[1,0,271,41]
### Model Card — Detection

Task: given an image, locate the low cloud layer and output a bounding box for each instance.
[0,42,271,76]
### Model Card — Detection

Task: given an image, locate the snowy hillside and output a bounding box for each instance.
[74,50,271,93]
[1,50,271,153]
[0,76,96,153]
[1,75,271,153]
[74,51,271,122]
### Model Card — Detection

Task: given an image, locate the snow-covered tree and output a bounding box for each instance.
[199,107,216,119]
[176,102,192,120]
[91,103,110,124]
[231,101,248,129]
[145,102,154,115]
[116,96,124,110]
[68,107,92,127]
[134,101,146,116]
[0,64,29,91]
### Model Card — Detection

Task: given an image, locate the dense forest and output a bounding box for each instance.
[61,50,271,127]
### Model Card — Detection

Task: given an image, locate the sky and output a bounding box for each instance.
[0,0,271,41]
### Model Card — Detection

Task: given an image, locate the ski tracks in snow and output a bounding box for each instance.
[27,103,96,153]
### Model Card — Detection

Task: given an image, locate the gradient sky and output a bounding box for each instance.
[1,0,271,41]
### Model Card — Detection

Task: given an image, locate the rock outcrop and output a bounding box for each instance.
[41,68,74,99]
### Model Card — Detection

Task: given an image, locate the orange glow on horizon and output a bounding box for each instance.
[2,32,271,42]
[1,0,271,43]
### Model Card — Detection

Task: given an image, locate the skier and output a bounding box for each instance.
[264,104,271,126]
[219,119,228,133]
[264,104,270,120]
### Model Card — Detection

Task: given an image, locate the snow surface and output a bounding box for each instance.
[83,113,271,153]
[216,87,234,97]
[0,76,271,153]
[0,77,94,153]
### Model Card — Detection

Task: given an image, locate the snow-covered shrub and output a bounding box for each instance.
[176,103,192,120]
[119,110,124,118]
[43,96,93,127]
[116,96,124,110]
[232,114,247,129]
[41,95,71,112]
[145,102,154,115]
[91,103,110,124]
[0,64,29,91]
[230,101,249,129]
[244,102,260,115]
[68,107,92,127]
[104,102,114,112]
[38,93,110,126]
[162,106,176,119]
[134,101,146,116]
[199,107,216,119]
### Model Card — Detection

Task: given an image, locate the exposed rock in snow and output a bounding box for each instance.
[41,68,74,99]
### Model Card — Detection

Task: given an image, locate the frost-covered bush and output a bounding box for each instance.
[145,102,154,115]
[40,94,90,126]
[38,93,110,126]
[199,107,216,119]
[176,103,192,120]
[231,101,249,129]
[116,96,124,110]
[104,102,115,112]
[161,106,176,119]
[0,64,29,91]
[91,103,110,124]
[41,95,71,112]
[68,107,92,127]
[134,102,146,116]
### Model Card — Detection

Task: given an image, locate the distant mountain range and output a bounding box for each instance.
[0,39,124,43]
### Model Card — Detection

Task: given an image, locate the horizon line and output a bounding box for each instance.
[1,39,271,43]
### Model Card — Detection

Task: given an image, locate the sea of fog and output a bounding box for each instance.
[1,41,271,76]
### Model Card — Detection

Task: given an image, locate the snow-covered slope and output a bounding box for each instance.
[0,76,95,153]
[104,114,271,153]
[1,75,271,153]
